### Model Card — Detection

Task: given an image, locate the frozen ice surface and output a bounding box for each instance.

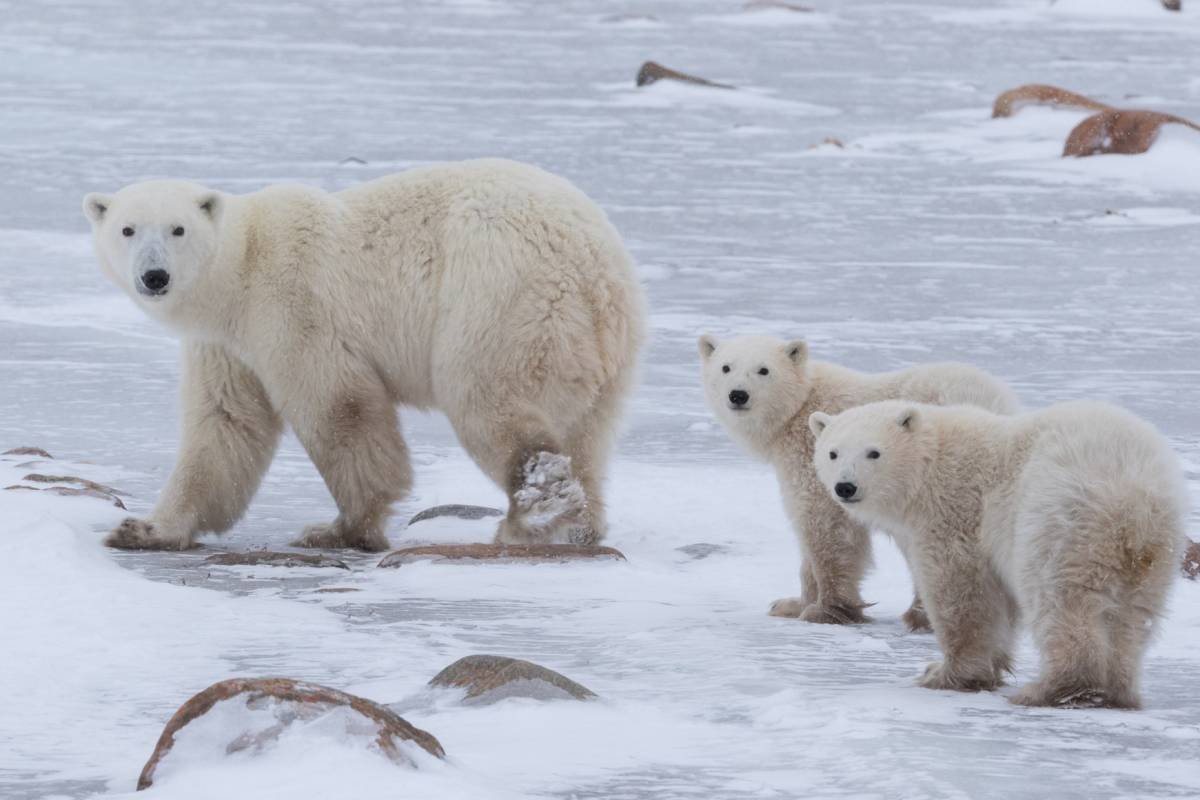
[0,0,1198,798]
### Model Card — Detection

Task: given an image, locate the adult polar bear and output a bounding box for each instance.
[84,159,645,551]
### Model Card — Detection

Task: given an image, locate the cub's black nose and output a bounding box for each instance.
[141,269,170,292]
[729,389,749,407]
[835,482,858,500]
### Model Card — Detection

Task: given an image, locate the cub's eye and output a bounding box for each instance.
[758,367,769,376]
[721,365,730,374]
[829,451,838,460]
[121,226,135,237]
[172,226,185,237]
[867,450,881,460]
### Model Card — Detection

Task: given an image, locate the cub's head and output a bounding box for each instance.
[698,334,810,454]
[809,401,929,520]
[83,181,224,320]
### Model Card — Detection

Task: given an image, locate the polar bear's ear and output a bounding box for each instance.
[808,411,832,438]
[897,407,920,432]
[698,335,718,360]
[83,193,113,225]
[784,340,807,364]
[197,193,222,223]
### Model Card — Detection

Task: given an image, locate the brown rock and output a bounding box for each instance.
[205,551,350,569]
[992,84,1110,118]
[136,677,444,790]
[408,504,503,526]
[636,61,734,90]
[22,473,126,496]
[1183,540,1200,579]
[429,655,596,704]
[378,543,627,568]
[3,447,52,458]
[4,484,126,509]
[1064,109,1200,157]
[315,586,361,594]
[745,0,815,11]
[1163,0,1181,10]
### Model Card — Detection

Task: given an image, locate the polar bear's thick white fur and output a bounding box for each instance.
[699,335,1018,627]
[84,159,645,551]
[810,400,1186,708]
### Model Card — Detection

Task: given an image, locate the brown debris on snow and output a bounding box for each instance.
[2,447,53,458]
[991,84,1111,118]
[1183,540,1200,580]
[636,61,735,90]
[1063,109,1200,156]
[136,677,444,790]
[378,542,627,568]
[429,655,596,704]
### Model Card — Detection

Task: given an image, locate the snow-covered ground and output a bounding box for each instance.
[2,0,1199,797]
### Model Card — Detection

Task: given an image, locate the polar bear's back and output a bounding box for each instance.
[1011,401,1186,601]
[873,361,1019,414]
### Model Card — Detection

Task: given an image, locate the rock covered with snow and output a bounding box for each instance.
[377,543,627,568]
[428,655,596,705]
[204,551,350,569]
[136,678,444,790]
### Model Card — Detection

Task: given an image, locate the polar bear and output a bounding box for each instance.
[84,159,645,551]
[810,400,1186,708]
[699,335,1017,628]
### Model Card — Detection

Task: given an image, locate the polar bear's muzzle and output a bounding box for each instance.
[138,268,170,297]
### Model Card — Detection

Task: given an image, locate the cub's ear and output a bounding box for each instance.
[808,411,832,438]
[784,339,808,364]
[197,193,222,222]
[698,334,718,360]
[897,406,920,432]
[83,193,113,225]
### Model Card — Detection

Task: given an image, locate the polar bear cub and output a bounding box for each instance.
[810,400,1186,708]
[699,335,1017,627]
[84,159,645,551]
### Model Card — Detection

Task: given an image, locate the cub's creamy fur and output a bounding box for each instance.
[699,335,1017,626]
[84,159,645,551]
[811,400,1186,708]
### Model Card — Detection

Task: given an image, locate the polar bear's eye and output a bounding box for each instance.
[829,450,838,460]
[867,449,881,460]
[721,365,730,374]
[758,367,769,376]
[172,226,185,237]
[121,226,134,237]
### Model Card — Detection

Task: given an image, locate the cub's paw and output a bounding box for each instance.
[105,518,191,551]
[918,661,999,692]
[1010,681,1130,709]
[768,597,809,618]
[798,601,870,625]
[292,521,390,552]
[511,452,592,543]
[901,603,933,633]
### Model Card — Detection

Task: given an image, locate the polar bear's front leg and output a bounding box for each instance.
[288,383,412,553]
[779,491,872,624]
[106,342,282,551]
[914,538,1012,692]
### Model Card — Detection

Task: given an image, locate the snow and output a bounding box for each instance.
[1,0,1199,798]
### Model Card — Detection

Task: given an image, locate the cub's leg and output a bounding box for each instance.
[107,342,282,551]
[775,489,872,624]
[768,560,818,619]
[289,370,411,553]
[1010,580,1113,708]
[557,375,631,544]
[916,540,1013,691]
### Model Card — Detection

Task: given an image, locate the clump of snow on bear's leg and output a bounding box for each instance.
[502,451,592,544]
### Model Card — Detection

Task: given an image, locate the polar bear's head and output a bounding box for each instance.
[83,181,224,320]
[698,334,810,455]
[809,401,929,519]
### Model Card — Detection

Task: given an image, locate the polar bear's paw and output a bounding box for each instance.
[919,661,1001,692]
[901,601,933,633]
[292,521,390,553]
[768,597,809,618]
[505,452,592,543]
[1010,681,1132,709]
[105,518,192,551]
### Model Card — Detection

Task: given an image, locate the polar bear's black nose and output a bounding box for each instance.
[835,482,858,500]
[729,390,749,407]
[141,269,170,293]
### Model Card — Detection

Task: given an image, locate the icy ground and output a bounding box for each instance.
[2,0,1199,797]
